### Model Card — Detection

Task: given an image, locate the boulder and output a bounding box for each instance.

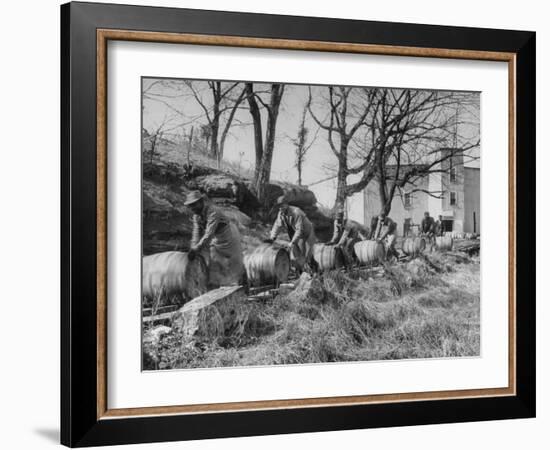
[171,286,249,342]
[264,183,317,209]
[302,205,333,241]
[142,161,181,184]
[189,174,249,202]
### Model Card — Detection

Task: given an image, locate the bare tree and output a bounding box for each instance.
[185,126,194,167]
[365,89,479,215]
[146,115,172,164]
[291,101,317,185]
[309,86,479,215]
[308,86,377,212]
[185,81,246,166]
[245,82,285,203]
[144,80,246,167]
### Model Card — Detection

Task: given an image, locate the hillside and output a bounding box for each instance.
[142,138,333,255]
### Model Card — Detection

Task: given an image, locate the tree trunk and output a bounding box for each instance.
[219,89,245,166]
[210,112,220,162]
[254,84,284,203]
[332,138,349,213]
[245,83,264,184]
[246,83,284,204]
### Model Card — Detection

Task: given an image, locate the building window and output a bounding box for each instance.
[450,191,457,206]
[450,167,457,183]
[404,192,412,208]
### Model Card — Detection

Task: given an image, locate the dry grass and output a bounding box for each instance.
[144,252,480,370]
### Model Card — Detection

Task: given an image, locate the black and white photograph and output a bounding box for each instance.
[141,78,481,370]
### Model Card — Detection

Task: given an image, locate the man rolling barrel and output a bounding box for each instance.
[327,209,369,266]
[185,190,245,288]
[264,196,318,273]
[434,214,444,237]
[421,211,436,251]
[370,212,398,260]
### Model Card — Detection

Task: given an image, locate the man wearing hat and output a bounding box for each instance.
[420,211,436,251]
[264,196,317,273]
[370,212,398,260]
[185,190,245,288]
[434,214,445,237]
[327,209,369,266]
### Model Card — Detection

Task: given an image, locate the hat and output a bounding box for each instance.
[275,195,288,206]
[184,190,204,206]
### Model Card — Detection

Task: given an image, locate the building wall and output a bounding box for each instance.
[441,152,466,232]
[463,167,481,233]
[362,150,480,236]
[363,175,430,236]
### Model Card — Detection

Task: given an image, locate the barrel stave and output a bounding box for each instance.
[244,244,290,286]
[313,244,345,271]
[435,236,453,251]
[142,251,208,304]
[402,237,426,257]
[354,240,385,265]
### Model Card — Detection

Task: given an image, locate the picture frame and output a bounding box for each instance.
[60,1,535,447]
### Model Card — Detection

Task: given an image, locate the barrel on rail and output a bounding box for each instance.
[312,243,345,272]
[244,244,291,287]
[354,240,385,265]
[402,237,426,257]
[142,251,209,304]
[435,236,453,251]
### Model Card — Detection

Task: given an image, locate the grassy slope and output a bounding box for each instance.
[146,252,480,369]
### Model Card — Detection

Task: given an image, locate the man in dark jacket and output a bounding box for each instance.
[370,213,398,259]
[328,210,369,266]
[420,211,436,251]
[434,214,444,237]
[264,196,317,273]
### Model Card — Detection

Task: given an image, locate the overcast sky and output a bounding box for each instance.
[142,78,480,209]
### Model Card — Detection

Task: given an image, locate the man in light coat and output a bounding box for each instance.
[185,190,245,288]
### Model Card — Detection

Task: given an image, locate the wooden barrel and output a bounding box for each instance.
[452,231,465,240]
[435,236,453,251]
[354,240,385,265]
[402,237,426,257]
[312,244,345,271]
[244,244,290,287]
[142,251,209,303]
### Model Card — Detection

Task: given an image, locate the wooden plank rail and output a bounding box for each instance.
[142,311,175,325]
[142,305,179,317]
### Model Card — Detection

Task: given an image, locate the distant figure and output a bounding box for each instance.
[434,214,444,237]
[370,212,398,260]
[421,211,436,251]
[327,209,369,266]
[185,190,245,288]
[264,196,318,273]
[182,162,195,180]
